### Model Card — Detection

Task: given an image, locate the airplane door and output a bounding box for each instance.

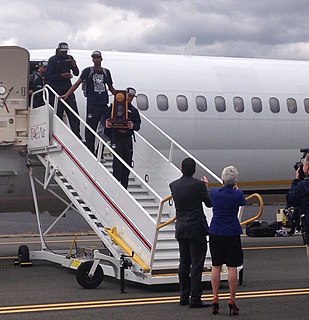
[0,46,29,146]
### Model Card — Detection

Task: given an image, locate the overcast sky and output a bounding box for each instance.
[1,0,309,60]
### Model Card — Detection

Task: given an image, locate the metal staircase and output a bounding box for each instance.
[26,85,225,286]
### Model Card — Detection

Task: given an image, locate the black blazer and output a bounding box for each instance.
[169,175,212,240]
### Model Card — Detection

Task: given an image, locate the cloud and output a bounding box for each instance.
[1,0,309,59]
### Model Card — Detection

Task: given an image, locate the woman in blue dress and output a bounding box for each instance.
[209,166,246,316]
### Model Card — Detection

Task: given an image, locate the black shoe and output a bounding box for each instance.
[180,297,189,306]
[189,301,212,308]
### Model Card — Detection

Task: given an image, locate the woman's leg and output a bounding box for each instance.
[227,266,238,300]
[211,265,222,300]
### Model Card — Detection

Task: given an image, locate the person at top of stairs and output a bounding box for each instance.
[61,50,116,153]
[45,42,82,140]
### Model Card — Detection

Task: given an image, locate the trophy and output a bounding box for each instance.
[108,90,130,128]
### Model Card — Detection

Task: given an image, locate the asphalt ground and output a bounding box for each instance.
[0,230,308,319]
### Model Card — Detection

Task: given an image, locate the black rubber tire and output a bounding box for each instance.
[76,261,104,289]
[18,245,30,263]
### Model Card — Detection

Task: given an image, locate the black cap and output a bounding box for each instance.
[38,60,48,67]
[91,50,102,58]
[58,42,69,51]
[126,87,136,97]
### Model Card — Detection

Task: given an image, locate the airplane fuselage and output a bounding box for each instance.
[1,47,308,213]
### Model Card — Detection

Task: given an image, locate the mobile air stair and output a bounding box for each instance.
[22,85,263,288]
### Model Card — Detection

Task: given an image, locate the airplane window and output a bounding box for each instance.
[176,95,188,112]
[269,97,280,113]
[136,94,148,111]
[304,98,309,113]
[156,94,169,111]
[233,97,244,113]
[215,96,226,112]
[251,97,262,113]
[195,95,207,112]
[287,98,297,114]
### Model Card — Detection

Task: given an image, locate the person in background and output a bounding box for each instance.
[61,50,115,154]
[286,154,309,264]
[209,166,246,316]
[28,60,47,108]
[103,87,141,189]
[286,161,306,235]
[169,158,212,308]
[45,42,81,139]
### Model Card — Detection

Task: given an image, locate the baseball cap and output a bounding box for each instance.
[58,42,69,52]
[38,60,48,67]
[126,87,136,97]
[91,50,102,58]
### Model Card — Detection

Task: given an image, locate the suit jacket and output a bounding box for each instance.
[169,175,212,240]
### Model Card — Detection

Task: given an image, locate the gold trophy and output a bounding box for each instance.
[108,90,130,128]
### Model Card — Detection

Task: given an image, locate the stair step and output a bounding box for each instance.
[134,195,157,201]
[153,252,179,260]
[129,190,149,196]
[152,261,179,270]
[155,243,179,250]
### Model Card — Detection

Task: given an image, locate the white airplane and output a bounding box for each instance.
[0,45,308,214]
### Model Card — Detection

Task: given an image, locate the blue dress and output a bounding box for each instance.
[209,186,246,236]
[209,185,246,267]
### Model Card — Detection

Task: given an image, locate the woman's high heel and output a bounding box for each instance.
[228,299,239,316]
[212,298,219,315]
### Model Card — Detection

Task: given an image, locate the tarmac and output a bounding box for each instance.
[0,206,308,320]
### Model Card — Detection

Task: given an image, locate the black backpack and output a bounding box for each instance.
[82,66,107,97]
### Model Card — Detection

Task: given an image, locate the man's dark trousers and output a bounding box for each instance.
[112,133,133,189]
[178,236,207,303]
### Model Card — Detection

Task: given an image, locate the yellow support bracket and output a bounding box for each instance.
[105,227,150,273]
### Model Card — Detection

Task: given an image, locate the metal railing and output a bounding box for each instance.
[33,85,163,205]
[240,193,264,226]
[139,113,222,184]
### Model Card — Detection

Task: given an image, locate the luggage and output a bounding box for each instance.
[246,220,277,237]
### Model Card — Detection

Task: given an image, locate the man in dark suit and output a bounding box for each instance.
[169,158,212,308]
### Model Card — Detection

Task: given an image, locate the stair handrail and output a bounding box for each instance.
[38,85,163,206]
[156,195,176,230]
[139,113,222,184]
[240,193,264,226]
[149,194,176,268]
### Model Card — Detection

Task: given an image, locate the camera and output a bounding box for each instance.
[293,148,309,180]
[294,161,305,179]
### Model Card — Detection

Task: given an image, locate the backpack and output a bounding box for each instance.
[82,66,107,97]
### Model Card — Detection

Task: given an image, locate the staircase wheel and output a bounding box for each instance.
[18,245,30,263]
[76,261,104,289]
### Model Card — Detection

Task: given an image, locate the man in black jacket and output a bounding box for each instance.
[169,158,212,308]
[45,42,81,139]
[287,154,309,263]
[104,87,141,189]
